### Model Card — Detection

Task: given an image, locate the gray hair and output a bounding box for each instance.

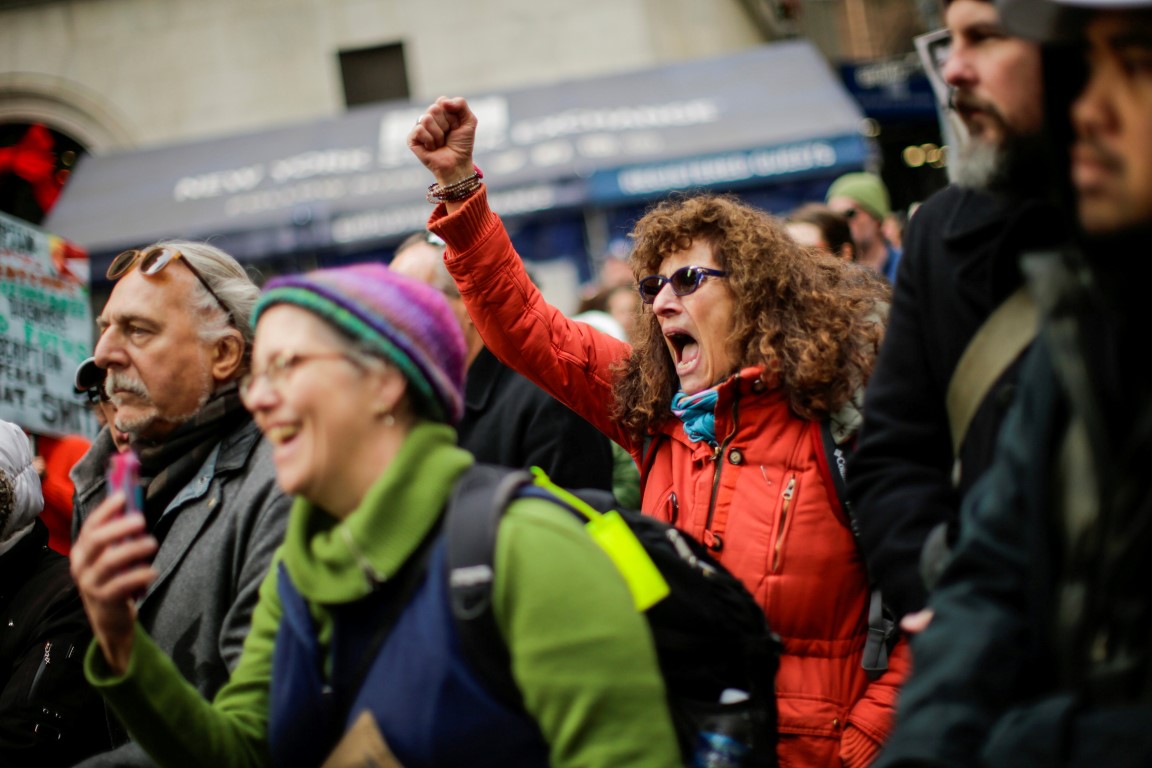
[393,232,459,298]
[154,240,260,352]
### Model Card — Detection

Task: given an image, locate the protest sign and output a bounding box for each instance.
[0,210,97,438]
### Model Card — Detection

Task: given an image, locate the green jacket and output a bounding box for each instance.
[87,422,680,767]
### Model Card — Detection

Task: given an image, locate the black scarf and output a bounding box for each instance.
[133,383,250,533]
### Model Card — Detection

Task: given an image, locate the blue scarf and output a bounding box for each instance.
[671,388,720,445]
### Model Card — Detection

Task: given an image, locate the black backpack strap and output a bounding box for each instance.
[820,418,858,538]
[820,418,897,679]
[444,464,535,711]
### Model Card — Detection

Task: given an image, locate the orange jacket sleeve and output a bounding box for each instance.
[841,635,912,767]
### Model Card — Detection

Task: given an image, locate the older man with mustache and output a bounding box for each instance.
[67,241,290,767]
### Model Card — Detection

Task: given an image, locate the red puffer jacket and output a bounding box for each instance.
[431,190,909,768]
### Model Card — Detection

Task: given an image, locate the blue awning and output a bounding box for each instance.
[45,39,871,268]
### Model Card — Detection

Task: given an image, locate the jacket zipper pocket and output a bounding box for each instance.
[28,641,51,700]
[771,475,797,572]
[703,441,730,551]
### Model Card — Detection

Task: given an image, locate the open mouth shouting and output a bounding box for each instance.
[666,329,701,380]
[662,321,730,396]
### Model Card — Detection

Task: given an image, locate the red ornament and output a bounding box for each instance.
[0,124,64,213]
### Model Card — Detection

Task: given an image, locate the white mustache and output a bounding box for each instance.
[105,371,151,403]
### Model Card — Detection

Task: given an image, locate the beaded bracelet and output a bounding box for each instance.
[426,165,484,204]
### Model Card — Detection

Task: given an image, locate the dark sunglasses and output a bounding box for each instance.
[107,246,232,321]
[637,266,728,304]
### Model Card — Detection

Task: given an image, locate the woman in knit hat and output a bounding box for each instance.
[70,263,680,767]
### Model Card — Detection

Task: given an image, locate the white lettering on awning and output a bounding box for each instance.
[269,148,372,182]
[331,185,557,244]
[616,141,838,195]
[173,165,265,201]
[510,99,719,145]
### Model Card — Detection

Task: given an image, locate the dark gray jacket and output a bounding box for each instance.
[70,417,289,767]
[876,248,1152,767]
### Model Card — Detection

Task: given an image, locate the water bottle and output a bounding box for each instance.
[693,688,753,768]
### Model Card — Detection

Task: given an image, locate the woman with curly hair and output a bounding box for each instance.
[410,96,910,768]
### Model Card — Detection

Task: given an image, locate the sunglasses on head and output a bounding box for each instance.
[637,266,728,304]
[107,246,232,321]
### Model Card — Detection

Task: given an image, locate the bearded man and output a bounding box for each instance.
[69,241,289,767]
[846,0,1065,625]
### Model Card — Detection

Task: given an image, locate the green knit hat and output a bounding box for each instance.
[252,264,466,424]
[825,172,892,221]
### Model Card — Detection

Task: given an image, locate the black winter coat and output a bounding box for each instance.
[847,185,1054,619]
[0,519,113,767]
[457,347,614,493]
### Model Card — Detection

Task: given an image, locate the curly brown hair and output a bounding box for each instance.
[611,193,890,441]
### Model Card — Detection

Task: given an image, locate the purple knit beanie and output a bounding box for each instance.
[252,263,466,424]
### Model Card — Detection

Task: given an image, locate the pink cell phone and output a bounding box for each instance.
[107,452,143,517]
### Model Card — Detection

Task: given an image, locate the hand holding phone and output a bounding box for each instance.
[106,452,143,518]
[105,451,149,603]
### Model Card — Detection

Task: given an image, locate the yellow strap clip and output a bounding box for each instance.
[530,467,670,611]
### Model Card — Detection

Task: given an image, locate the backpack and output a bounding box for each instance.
[445,464,781,767]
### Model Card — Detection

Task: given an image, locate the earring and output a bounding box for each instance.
[377,408,395,426]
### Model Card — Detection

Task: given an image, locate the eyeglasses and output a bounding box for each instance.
[636,266,728,304]
[238,351,358,407]
[107,247,232,322]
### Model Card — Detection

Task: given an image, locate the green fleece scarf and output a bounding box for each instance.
[281,421,473,605]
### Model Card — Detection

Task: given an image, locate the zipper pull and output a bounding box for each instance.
[28,641,51,700]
